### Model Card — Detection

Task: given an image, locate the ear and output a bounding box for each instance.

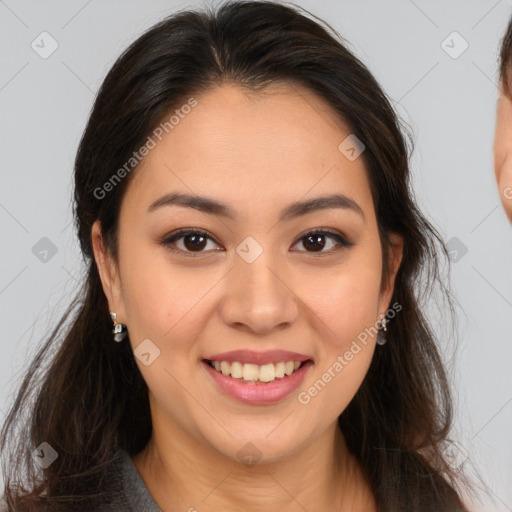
[91,220,127,324]
[378,232,404,316]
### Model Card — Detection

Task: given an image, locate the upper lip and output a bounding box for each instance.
[204,350,313,365]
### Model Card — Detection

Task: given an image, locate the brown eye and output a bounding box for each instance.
[161,229,222,256]
[292,229,352,254]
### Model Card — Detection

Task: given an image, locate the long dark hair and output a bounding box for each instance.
[1,1,473,510]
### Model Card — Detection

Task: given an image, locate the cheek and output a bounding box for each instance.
[497,156,512,192]
[118,241,212,348]
[120,254,217,406]
[301,251,383,345]
[314,272,381,391]
[296,269,381,421]
[296,248,382,404]
[329,275,380,327]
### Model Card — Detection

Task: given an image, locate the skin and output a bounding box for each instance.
[494,88,512,223]
[92,82,403,512]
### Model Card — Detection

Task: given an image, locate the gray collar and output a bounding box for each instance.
[116,448,163,512]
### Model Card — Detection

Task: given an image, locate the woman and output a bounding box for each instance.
[494,15,512,223]
[0,1,473,510]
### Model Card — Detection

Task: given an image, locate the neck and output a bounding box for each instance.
[132,418,376,512]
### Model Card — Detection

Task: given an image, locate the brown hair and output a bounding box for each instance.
[1,1,473,510]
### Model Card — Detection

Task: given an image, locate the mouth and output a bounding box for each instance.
[201,358,314,404]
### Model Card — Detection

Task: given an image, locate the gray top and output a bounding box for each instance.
[101,448,162,511]
[0,448,162,511]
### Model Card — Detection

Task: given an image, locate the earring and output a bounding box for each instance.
[377,317,387,346]
[110,312,127,342]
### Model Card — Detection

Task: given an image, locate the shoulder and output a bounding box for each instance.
[0,449,155,512]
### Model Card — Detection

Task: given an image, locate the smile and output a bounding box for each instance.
[202,358,314,404]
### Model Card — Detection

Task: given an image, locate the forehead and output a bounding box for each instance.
[122,82,375,223]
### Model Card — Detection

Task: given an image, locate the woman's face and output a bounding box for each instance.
[494,90,512,222]
[93,82,402,463]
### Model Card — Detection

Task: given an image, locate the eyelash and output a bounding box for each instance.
[159,228,353,258]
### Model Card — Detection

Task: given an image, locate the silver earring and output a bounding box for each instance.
[110,312,127,342]
[377,317,387,346]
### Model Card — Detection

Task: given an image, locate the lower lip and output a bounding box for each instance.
[202,360,313,405]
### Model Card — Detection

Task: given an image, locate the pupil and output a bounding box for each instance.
[304,234,325,252]
[184,234,207,251]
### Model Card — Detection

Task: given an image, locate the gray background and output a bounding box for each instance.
[1,0,511,510]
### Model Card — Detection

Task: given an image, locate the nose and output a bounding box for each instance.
[219,250,300,335]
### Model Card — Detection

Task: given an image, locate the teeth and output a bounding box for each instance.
[275,362,285,378]
[259,363,275,382]
[231,361,243,379]
[220,361,231,376]
[209,359,305,382]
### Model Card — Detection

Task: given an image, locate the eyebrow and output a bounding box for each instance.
[147,192,365,221]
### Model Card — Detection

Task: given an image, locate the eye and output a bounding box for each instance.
[291,228,353,254]
[160,228,222,257]
[160,228,353,257]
